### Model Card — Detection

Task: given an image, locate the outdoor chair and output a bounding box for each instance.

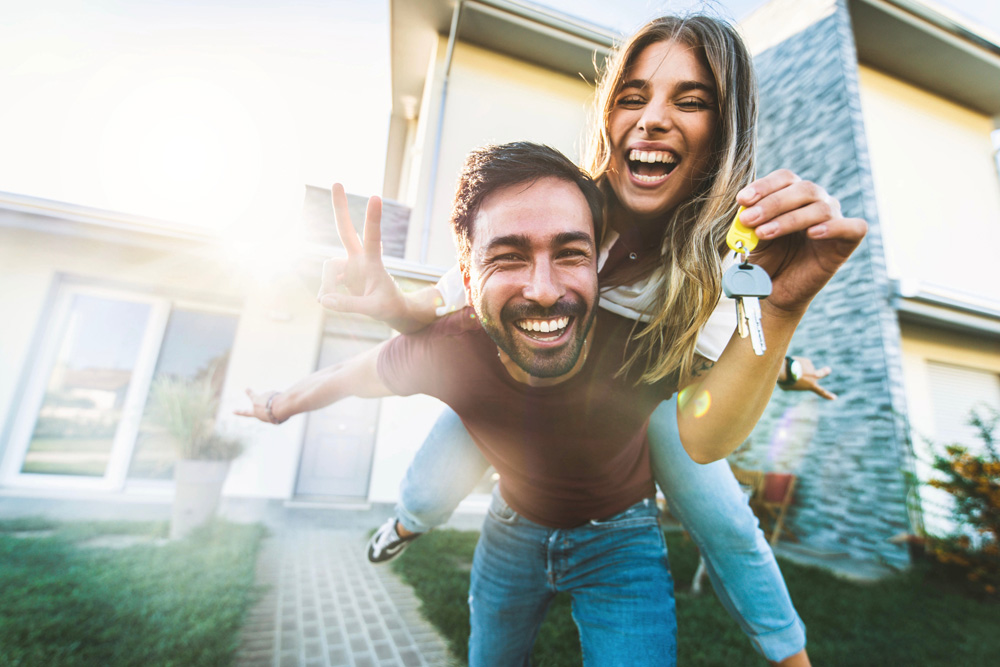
[757,472,798,546]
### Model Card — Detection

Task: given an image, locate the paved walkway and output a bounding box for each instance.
[234,527,459,667]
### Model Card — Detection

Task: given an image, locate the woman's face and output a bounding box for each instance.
[607,39,719,223]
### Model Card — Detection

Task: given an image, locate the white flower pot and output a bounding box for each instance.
[170,459,231,540]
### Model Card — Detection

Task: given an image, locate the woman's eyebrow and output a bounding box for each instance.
[618,78,716,96]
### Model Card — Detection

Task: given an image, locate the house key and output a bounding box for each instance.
[724,207,771,356]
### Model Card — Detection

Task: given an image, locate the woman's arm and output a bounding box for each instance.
[234,343,393,424]
[676,170,866,463]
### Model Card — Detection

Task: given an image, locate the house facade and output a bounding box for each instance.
[2,0,998,572]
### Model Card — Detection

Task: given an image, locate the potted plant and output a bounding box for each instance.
[146,376,244,539]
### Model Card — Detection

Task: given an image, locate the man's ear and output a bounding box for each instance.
[462,264,473,305]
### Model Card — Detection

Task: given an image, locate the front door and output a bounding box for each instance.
[294,330,384,500]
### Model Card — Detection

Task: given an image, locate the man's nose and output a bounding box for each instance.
[521,261,563,308]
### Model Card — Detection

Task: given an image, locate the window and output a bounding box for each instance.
[0,283,238,491]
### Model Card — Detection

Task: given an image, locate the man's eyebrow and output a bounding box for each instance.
[483,231,594,253]
[483,234,530,253]
[554,231,594,248]
[618,78,716,97]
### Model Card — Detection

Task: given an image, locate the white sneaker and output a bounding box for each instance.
[367,518,420,564]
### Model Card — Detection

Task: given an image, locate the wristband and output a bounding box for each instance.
[778,356,802,388]
[265,392,287,424]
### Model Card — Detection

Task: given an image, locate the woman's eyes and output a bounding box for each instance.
[676,97,714,111]
[615,95,713,111]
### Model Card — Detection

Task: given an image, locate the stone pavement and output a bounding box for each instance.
[235,527,459,667]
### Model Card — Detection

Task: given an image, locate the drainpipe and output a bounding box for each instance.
[419,1,463,265]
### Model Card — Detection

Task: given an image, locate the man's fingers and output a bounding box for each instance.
[332,183,364,256]
[234,409,254,417]
[813,366,832,380]
[321,293,377,316]
[363,195,384,261]
[319,258,347,300]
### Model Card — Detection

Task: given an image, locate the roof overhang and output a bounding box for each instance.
[389,0,617,120]
[849,0,1000,116]
[892,281,1000,338]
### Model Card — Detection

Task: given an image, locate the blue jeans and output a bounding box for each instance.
[396,399,806,661]
[469,487,676,666]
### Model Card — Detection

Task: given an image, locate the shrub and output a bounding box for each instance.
[146,376,244,461]
[924,408,1000,595]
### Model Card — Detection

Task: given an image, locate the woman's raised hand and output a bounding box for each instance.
[735,169,867,317]
[318,184,409,321]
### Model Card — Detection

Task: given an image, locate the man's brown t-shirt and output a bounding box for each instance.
[377,307,676,528]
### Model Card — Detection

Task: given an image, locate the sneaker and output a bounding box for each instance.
[367,518,420,564]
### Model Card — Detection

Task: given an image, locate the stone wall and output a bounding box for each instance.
[737,1,914,568]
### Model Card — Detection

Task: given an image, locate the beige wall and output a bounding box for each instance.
[402,38,595,269]
[899,322,1000,444]
[857,65,1000,305]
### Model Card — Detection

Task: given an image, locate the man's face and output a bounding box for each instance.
[464,176,599,381]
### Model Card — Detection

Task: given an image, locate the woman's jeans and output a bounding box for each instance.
[469,487,676,666]
[397,398,806,662]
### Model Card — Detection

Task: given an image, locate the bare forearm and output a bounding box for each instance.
[677,304,802,463]
[269,345,390,422]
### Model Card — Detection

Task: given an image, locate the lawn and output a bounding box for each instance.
[393,529,1000,666]
[0,518,265,666]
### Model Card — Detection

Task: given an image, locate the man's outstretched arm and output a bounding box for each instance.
[235,343,393,424]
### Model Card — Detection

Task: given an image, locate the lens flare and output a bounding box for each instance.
[679,386,712,418]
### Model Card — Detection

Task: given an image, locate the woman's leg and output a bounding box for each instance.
[396,407,491,534]
[649,398,806,663]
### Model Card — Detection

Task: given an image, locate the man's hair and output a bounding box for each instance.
[450,142,604,269]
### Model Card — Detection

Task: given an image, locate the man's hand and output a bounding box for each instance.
[318,184,410,320]
[234,389,281,423]
[736,169,867,318]
[780,356,836,400]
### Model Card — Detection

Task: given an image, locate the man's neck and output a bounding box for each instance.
[497,326,596,388]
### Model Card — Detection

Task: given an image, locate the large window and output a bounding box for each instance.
[1,284,238,490]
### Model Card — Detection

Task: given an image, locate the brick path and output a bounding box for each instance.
[235,528,458,667]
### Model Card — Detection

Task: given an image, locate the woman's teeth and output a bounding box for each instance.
[628,149,677,164]
[627,149,678,182]
[517,316,569,334]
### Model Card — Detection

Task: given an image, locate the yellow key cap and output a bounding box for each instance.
[726,206,758,254]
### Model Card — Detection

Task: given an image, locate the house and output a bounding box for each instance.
[2,0,997,574]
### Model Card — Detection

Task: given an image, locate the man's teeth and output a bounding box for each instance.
[628,149,677,164]
[517,316,570,334]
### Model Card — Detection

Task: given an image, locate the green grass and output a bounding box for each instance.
[393,529,1000,666]
[0,519,265,667]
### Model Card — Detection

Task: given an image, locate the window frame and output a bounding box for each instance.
[0,281,240,493]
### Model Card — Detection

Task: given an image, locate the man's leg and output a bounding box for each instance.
[468,488,555,667]
[648,398,807,663]
[560,498,677,666]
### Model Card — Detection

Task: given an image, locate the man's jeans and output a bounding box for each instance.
[468,487,676,666]
[396,398,806,661]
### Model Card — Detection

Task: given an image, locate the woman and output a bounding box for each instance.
[320,15,862,667]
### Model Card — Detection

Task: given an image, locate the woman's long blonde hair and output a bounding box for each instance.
[584,15,759,384]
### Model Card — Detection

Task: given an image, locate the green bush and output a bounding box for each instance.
[924,408,1000,595]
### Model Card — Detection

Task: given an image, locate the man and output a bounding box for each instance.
[240,143,681,664]
[239,142,863,665]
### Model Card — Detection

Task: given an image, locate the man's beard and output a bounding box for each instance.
[478,296,596,379]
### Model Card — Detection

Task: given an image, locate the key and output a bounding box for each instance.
[722,261,772,356]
